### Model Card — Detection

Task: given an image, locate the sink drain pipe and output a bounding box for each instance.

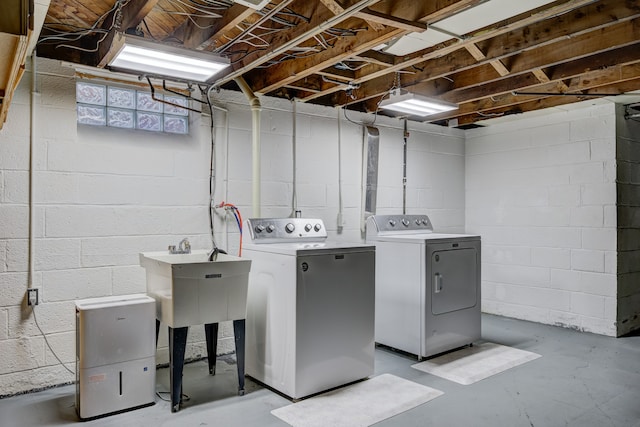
[235,76,262,217]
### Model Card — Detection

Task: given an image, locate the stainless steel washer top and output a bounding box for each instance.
[366,214,481,359]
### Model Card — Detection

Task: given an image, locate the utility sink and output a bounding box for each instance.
[139,250,251,328]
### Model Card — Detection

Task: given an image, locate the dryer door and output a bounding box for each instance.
[428,243,479,315]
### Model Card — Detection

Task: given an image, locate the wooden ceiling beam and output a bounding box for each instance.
[441,43,640,104]
[212,0,385,87]
[366,0,486,25]
[332,0,638,106]
[37,0,159,66]
[250,26,405,94]
[246,0,482,94]
[319,0,385,30]
[465,44,509,76]
[353,50,396,66]
[358,8,428,32]
[532,68,569,92]
[455,77,640,125]
[182,4,254,49]
[317,68,356,81]
[462,63,640,118]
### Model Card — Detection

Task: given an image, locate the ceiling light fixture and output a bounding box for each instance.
[380,90,458,117]
[107,35,230,83]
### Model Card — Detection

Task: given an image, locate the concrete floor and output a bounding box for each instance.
[1,314,639,427]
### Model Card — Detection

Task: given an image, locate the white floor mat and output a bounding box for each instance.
[271,374,443,427]
[411,342,541,385]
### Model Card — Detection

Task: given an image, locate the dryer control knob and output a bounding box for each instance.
[401,219,410,227]
[305,224,312,232]
[285,223,295,233]
[388,220,397,227]
[415,219,422,226]
[255,224,266,233]
[266,224,275,233]
[314,223,322,232]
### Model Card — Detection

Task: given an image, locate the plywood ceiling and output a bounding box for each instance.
[34,0,640,126]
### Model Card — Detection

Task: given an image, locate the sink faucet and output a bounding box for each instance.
[168,238,191,254]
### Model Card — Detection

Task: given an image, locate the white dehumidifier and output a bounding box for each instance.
[75,294,156,419]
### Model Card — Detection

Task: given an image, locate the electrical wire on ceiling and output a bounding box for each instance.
[38,0,128,50]
[216,0,296,54]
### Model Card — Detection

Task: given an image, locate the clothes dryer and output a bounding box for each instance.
[366,214,481,358]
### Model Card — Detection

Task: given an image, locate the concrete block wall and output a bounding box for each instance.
[219,91,466,239]
[465,103,618,336]
[0,59,227,396]
[616,104,640,336]
[0,58,466,395]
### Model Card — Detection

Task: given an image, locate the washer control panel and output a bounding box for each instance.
[367,214,433,234]
[247,218,328,243]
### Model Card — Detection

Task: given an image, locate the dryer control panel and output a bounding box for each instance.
[247,218,328,243]
[366,214,434,236]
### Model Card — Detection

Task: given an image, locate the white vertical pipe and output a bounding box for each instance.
[235,77,261,217]
[28,52,37,290]
[337,107,344,234]
[291,99,298,217]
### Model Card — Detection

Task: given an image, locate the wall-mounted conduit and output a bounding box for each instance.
[361,126,379,232]
[290,99,298,217]
[234,76,262,217]
[402,119,408,215]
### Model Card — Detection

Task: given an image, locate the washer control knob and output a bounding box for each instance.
[254,224,266,233]
[285,223,295,233]
[266,224,275,233]
[305,224,312,232]
[388,219,397,227]
[415,219,422,226]
[314,223,322,232]
[401,219,410,227]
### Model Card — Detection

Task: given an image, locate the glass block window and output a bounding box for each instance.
[108,87,135,109]
[77,83,106,105]
[164,115,189,134]
[107,108,135,129]
[137,91,163,112]
[137,111,163,132]
[77,104,106,126]
[76,81,189,134]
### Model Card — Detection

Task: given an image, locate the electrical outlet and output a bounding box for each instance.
[27,288,39,306]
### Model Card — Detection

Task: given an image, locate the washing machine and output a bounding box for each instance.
[366,214,481,359]
[243,218,375,399]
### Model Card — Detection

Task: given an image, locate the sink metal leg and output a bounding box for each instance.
[169,326,188,413]
[204,323,219,375]
[233,319,246,396]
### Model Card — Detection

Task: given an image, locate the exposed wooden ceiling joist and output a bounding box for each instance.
[332,0,638,107]
[11,0,639,127]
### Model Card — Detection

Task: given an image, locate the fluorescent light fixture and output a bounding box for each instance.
[108,35,230,83]
[380,90,458,117]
